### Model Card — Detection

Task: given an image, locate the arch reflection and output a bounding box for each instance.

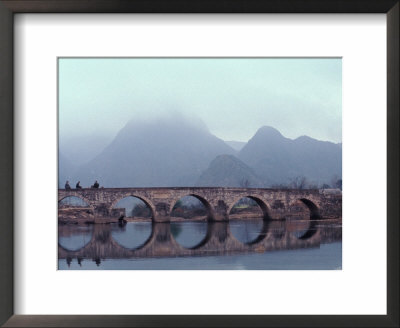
[229,219,266,245]
[57,219,340,264]
[170,221,208,249]
[111,221,153,250]
[58,224,93,251]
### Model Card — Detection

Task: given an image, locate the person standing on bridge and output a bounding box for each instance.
[65,181,71,190]
[92,180,99,188]
[76,181,82,189]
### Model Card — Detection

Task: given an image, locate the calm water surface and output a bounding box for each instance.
[58,219,341,270]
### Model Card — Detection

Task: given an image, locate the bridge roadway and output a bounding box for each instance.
[58,187,342,222]
[58,220,342,262]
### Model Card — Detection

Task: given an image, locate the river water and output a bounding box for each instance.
[58,218,341,270]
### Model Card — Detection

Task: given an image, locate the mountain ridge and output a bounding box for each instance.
[59,120,341,188]
[238,126,342,186]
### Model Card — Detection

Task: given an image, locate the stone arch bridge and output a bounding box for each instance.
[58,187,342,222]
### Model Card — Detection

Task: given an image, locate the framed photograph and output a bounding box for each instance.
[57,56,343,271]
[0,0,398,327]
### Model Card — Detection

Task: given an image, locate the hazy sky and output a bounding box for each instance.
[59,58,341,143]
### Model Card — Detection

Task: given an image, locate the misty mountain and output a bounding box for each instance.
[60,134,113,166]
[196,155,262,187]
[225,140,247,151]
[59,119,342,188]
[238,126,342,186]
[72,117,236,187]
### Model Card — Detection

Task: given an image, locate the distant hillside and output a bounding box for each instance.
[225,140,247,151]
[196,154,262,187]
[238,126,342,186]
[72,117,236,187]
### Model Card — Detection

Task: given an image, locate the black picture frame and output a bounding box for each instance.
[0,1,398,327]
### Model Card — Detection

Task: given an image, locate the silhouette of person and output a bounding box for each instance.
[65,181,71,190]
[76,181,82,189]
[93,180,99,188]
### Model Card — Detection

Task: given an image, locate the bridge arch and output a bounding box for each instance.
[227,195,271,220]
[58,194,94,210]
[289,198,321,220]
[109,194,156,220]
[169,194,214,221]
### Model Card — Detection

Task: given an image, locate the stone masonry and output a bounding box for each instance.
[58,187,342,222]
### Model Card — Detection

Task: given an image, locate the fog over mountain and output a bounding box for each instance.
[60,134,113,166]
[59,118,341,188]
[238,126,342,186]
[70,116,236,187]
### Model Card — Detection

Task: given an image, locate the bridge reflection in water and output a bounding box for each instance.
[58,219,341,267]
